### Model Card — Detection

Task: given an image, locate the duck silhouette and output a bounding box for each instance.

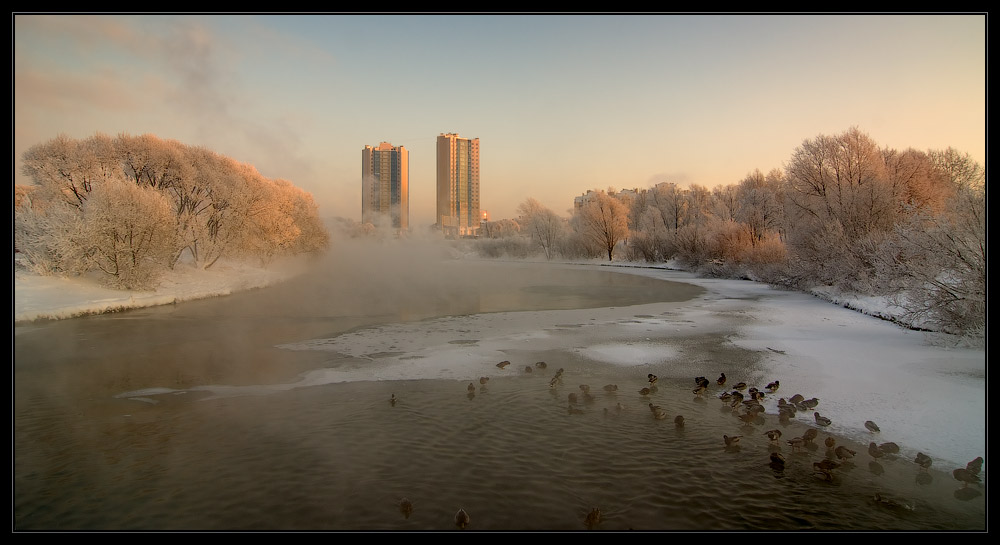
[879,442,900,454]
[454,508,471,529]
[584,507,602,530]
[914,452,933,471]
[953,467,981,488]
[835,446,857,461]
[868,442,886,460]
[399,497,413,519]
[966,456,984,475]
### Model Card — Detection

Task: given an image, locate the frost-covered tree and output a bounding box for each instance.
[79,175,178,289]
[17,132,330,285]
[516,198,565,260]
[574,190,629,261]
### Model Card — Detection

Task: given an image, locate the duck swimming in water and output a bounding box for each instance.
[914,452,933,471]
[953,467,981,488]
[835,446,857,461]
[868,442,885,459]
[723,434,742,447]
[764,429,783,443]
[399,497,413,519]
[455,508,471,529]
[496,361,511,370]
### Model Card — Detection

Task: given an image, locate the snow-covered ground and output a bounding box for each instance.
[13,254,986,473]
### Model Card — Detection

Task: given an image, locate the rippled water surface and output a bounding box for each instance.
[13,259,986,531]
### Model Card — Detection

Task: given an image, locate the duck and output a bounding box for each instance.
[723,434,742,447]
[549,377,560,388]
[814,459,841,472]
[788,394,805,404]
[787,436,805,451]
[718,391,733,402]
[674,415,685,428]
[733,382,748,391]
[878,442,900,455]
[579,384,591,393]
[865,420,880,433]
[390,393,397,407]
[638,387,652,397]
[914,452,933,471]
[835,446,857,461]
[874,488,915,511]
[523,365,533,373]
[496,360,511,370]
[479,376,490,385]
[770,452,786,468]
[648,373,659,386]
[717,373,727,386]
[568,392,578,404]
[801,397,819,409]
[649,403,667,420]
[696,377,710,389]
[692,384,707,396]
[535,361,547,369]
[802,428,819,443]
[824,436,836,449]
[966,456,984,475]
[953,467,982,488]
[399,497,414,519]
[765,380,780,392]
[814,412,832,427]
[467,383,476,393]
[603,384,618,392]
[455,508,471,529]
[695,376,708,385]
[764,429,783,443]
[737,411,757,426]
[584,507,602,530]
[868,442,885,459]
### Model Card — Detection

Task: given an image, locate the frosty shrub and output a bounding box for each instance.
[80,176,178,290]
[14,197,87,276]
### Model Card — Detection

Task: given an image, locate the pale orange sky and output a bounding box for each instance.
[14,14,986,225]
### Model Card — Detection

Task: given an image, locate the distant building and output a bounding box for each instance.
[436,133,480,237]
[362,142,408,232]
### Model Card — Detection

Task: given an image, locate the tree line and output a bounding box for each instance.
[470,127,985,338]
[15,133,330,290]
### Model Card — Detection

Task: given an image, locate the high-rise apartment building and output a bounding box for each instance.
[436,133,480,237]
[362,142,408,232]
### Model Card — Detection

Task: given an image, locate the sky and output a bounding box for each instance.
[13,13,986,226]
[13,248,986,473]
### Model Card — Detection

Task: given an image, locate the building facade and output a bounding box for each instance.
[436,133,480,237]
[362,142,408,232]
